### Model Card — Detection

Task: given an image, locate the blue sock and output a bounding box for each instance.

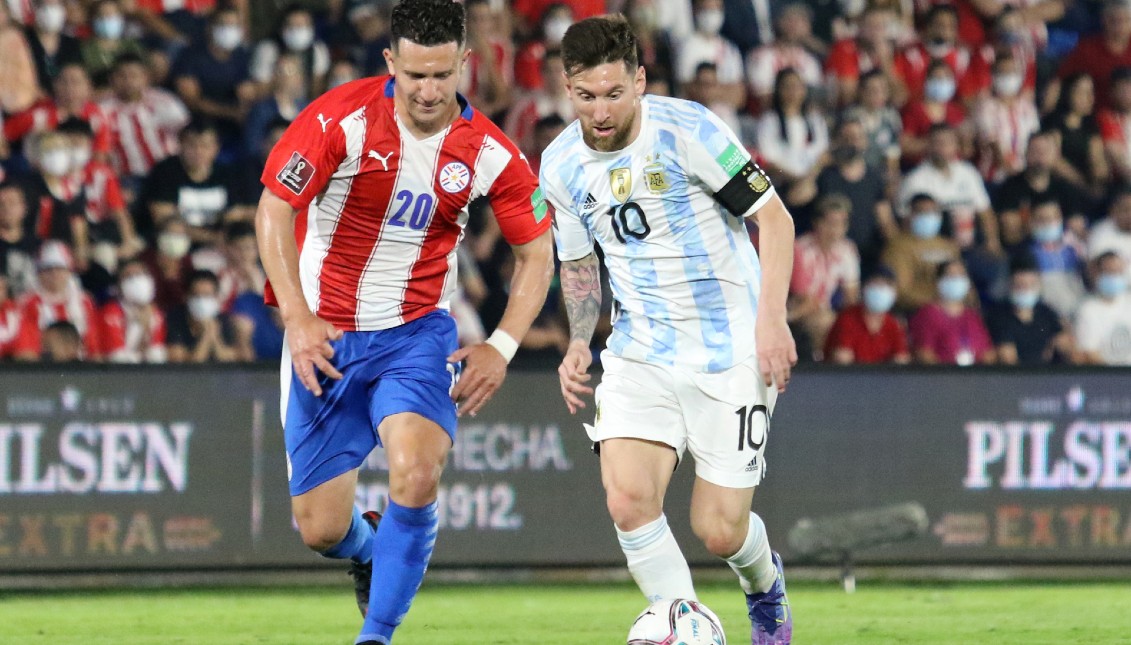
[321,506,376,563]
[356,500,438,645]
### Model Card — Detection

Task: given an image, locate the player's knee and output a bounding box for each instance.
[388,462,443,506]
[605,485,662,531]
[694,520,746,558]
[296,517,350,552]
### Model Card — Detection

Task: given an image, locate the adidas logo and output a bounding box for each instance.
[745,457,758,473]
[581,192,598,212]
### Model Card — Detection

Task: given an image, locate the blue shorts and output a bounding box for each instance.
[282,310,459,496]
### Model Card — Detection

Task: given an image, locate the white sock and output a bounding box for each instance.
[725,512,776,594]
[616,514,697,602]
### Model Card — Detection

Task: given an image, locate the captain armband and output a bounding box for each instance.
[714,161,774,217]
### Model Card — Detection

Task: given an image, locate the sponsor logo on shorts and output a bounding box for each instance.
[277,151,315,195]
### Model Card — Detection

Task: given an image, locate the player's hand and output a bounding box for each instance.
[286,312,343,397]
[448,343,507,418]
[557,340,593,414]
[756,314,797,394]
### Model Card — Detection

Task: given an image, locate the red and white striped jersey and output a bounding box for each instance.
[61,160,126,223]
[3,98,113,153]
[99,299,167,363]
[99,88,190,177]
[261,75,550,332]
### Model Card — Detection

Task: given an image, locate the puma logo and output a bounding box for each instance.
[317,113,333,132]
[368,149,392,171]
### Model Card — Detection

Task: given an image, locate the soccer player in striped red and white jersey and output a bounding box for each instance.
[254,2,553,643]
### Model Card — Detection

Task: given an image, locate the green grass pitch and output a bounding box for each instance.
[1,580,1129,644]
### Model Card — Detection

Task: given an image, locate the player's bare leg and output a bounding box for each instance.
[291,467,381,616]
[691,479,791,645]
[292,469,359,551]
[600,438,696,602]
[355,412,450,645]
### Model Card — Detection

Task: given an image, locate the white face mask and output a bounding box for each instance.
[90,242,118,273]
[282,26,314,51]
[94,15,125,40]
[71,146,92,172]
[993,72,1024,97]
[121,273,156,305]
[40,149,71,176]
[544,17,572,45]
[695,9,724,35]
[188,295,220,321]
[35,4,66,33]
[212,25,243,51]
[157,232,191,259]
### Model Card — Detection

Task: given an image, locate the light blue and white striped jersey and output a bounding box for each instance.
[541,95,776,372]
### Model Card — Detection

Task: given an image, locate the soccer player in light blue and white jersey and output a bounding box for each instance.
[542,16,797,645]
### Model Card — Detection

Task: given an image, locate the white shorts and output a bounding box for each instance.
[587,351,778,489]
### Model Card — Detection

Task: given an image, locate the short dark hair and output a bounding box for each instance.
[180,117,218,141]
[56,117,94,138]
[188,269,219,290]
[560,15,638,77]
[534,114,566,132]
[1009,252,1039,276]
[390,0,466,49]
[112,52,147,72]
[909,193,938,208]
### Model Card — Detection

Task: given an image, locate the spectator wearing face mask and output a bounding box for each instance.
[817,116,896,273]
[81,0,146,88]
[893,5,978,106]
[461,0,512,120]
[171,7,255,145]
[511,0,602,36]
[166,268,237,362]
[1056,0,1131,111]
[23,129,87,257]
[13,240,99,360]
[900,60,968,166]
[910,259,996,365]
[56,118,141,263]
[676,0,744,104]
[987,256,1075,365]
[142,215,192,311]
[513,2,572,91]
[966,8,1040,102]
[996,130,1090,255]
[622,0,676,91]
[1026,200,1086,320]
[973,53,1040,184]
[1074,251,1131,365]
[824,266,910,364]
[99,256,166,363]
[25,0,81,94]
[883,193,962,313]
[250,5,329,98]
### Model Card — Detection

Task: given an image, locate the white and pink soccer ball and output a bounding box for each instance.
[627,598,726,645]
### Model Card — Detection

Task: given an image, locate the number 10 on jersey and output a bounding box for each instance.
[608,201,650,243]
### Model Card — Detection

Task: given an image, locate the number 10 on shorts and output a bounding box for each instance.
[736,404,768,451]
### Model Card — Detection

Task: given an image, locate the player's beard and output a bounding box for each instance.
[583,109,637,152]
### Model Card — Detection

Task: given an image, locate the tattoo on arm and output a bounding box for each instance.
[561,253,602,344]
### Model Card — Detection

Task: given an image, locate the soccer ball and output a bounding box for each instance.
[627,598,727,645]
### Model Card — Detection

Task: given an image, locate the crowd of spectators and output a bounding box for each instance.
[0,0,1128,367]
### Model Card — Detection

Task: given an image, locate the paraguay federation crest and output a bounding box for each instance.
[609,167,632,203]
[439,161,471,193]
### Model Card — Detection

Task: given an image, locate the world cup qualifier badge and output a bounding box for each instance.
[277,151,315,196]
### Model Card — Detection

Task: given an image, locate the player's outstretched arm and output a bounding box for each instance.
[557,252,601,414]
[255,188,342,396]
[448,228,554,417]
[751,194,798,393]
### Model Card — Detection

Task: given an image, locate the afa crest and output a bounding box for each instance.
[609,167,632,203]
[749,172,770,193]
[644,161,669,194]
